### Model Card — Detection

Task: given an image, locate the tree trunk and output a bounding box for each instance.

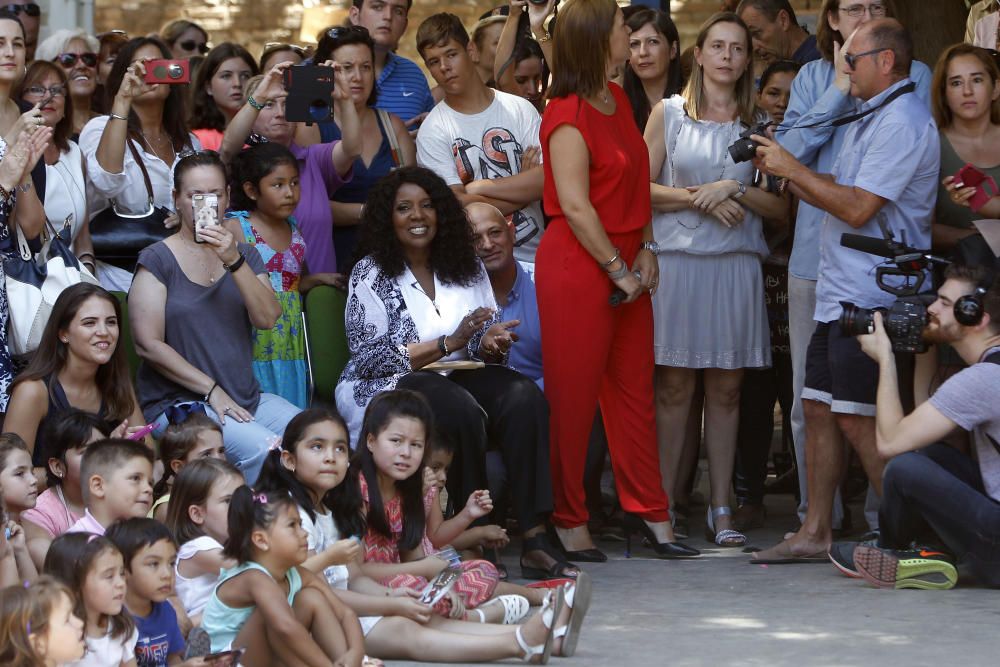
[896,0,969,67]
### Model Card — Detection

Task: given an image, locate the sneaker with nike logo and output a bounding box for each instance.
[853,544,957,590]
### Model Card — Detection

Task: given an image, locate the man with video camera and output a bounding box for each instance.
[749,18,939,564]
[845,264,1000,589]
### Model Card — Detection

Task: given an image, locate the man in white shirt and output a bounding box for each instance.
[415,13,545,265]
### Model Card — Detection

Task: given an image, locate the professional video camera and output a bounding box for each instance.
[838,218,949,353]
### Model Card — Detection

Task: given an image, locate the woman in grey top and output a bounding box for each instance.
[129,151,299,485]
[644,13,788,547]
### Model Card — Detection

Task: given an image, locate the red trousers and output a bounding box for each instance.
[536,222,670,528]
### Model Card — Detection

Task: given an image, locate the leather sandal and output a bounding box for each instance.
[515,587,564,664]
[521,534,581,580]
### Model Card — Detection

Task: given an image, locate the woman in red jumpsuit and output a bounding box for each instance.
[536,0,699,561]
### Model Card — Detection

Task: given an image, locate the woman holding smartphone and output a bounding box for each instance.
[79,36,200,289]
[936,44,1000,253]
[129,151,295,486]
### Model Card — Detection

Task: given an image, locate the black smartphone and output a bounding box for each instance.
[282,65,335,124]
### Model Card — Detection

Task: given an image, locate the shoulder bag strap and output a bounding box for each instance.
[376,109,402,168]
[126,137,156,205]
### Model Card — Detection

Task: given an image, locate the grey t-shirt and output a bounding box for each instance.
[929,349,1000,502]
[134,240,266,421]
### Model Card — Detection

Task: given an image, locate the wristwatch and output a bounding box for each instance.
[640,241,660,254]
[223,253,246,273]
[733,180,747,199]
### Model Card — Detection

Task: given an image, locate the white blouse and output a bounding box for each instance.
[395,263,498,362]
[78,115,201,215]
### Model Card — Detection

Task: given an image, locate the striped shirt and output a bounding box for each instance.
[376,53,435,123]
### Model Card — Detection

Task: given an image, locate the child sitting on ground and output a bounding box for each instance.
[152,411,225,522]
[165,458,243,624]
[1,434,40,583]
[22,410,111,569]
[0,575,87,667]
[106,518,200,667]
[44,533,139,667]
[67,439,155,536]
[200,485,367,666]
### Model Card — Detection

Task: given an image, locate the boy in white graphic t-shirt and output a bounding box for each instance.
[415,12,545,265]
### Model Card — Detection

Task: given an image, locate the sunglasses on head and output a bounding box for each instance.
[264,42,307,57]
[179,39,209,55]
[55,52,98,68]
[327,25,370,41]
[0,3,40,17]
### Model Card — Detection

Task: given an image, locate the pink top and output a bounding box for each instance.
[66,509,106,535]
[21,487,80,538]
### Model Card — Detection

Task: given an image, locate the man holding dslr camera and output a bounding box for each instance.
[749,18,939,563]
[844,264,1000,590]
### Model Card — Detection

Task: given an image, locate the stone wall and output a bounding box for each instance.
[95,0,499,75]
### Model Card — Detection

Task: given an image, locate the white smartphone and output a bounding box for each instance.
[192,193,219,243]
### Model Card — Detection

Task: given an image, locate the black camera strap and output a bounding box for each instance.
[981,348,1000,457]
[774,81,916,133]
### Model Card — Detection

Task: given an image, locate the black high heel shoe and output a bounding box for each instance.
[623,513,701,559]
[549,525,608,563]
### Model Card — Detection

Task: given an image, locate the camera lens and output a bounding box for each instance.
[309,99,331,122]
[167,64,183,80]
[838,302,876,337]
[728,137,757,164]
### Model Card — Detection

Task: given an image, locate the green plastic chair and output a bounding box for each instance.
[303,286,350,405]
[110,291,141,383]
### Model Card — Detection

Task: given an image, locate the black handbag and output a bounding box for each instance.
[89,138,171,272]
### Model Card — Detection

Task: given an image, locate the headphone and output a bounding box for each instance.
[954,272,995,326]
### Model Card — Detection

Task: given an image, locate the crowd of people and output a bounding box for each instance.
[1,0,1000,664]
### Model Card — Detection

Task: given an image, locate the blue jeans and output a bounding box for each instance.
[152,393,301,485]
[880,443,1000,587]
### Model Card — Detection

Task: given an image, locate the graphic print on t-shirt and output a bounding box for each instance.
[451,127,541,250]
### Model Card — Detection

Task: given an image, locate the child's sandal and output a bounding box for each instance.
[470,594,530,624]
[515,587,564,664]
[553,571,592,658]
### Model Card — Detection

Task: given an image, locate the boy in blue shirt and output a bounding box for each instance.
[106,518,190,667]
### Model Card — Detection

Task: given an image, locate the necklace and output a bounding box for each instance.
[182,237,220,283]
[140,129,174,164]
[599,87,610,104]
[667,114,736,230]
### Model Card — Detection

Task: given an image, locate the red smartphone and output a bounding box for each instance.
[127,423,157,441]
[144,59,190,85]
[955,163,998,213]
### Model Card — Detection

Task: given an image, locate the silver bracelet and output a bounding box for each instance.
[607,261,629,281]
[108,112,128,122]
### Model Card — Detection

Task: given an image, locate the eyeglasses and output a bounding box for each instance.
[844,47,891,70]
[178,39,209,55]
[0,3,40,17]
[839,3,887,19]
[327,25,371,41]
[23,84,66,98]
[55,52,98,68]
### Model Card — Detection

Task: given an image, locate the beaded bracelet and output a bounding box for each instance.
[246,95,265,111]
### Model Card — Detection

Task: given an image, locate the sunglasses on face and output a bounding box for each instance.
[844,47,890,70]
[55,52,98,68]
[23,84,66,98]
[0,3,40,17]
[178,39,209,55]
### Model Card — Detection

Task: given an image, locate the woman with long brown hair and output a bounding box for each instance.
[6,283,146,472]
[537,0,698,561]
[936,44,1000,250]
